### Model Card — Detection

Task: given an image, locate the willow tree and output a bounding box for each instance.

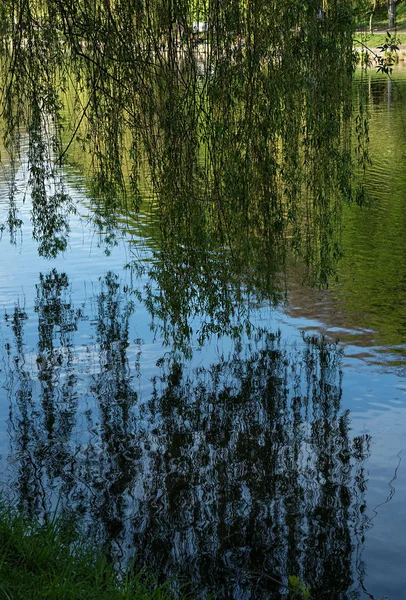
[0,0,358,284]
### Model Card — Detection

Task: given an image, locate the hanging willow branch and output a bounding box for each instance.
[0,0,359,284]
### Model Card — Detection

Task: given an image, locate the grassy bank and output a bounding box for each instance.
[353,32,406,49]
[0,502,176,600]
[353,31,406,67]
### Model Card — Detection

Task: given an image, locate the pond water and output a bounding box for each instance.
[0,69,406,600]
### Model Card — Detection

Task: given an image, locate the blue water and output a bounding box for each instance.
[1,72,406,599]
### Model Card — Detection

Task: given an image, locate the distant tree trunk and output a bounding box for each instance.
[369,0,377,33]
[388,0,396,29]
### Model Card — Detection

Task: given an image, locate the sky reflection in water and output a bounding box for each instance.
[0,72,406,600]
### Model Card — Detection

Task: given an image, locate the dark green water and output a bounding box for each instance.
[0,70,406,599]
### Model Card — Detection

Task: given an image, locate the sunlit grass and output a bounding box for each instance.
[356,2,406,30]
[353,33,406,49]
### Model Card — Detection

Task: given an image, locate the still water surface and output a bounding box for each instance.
[0,71,406,599]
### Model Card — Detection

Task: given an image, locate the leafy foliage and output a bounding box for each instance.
[0,0,360,284]
[288,575,311,599]
[376,31,401,74]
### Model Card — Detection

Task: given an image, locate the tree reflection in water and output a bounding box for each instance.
[0,3,384,596]
[3,269,370,599]
[4,270,81,518]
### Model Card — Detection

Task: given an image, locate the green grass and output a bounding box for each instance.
[353,32,406,49]
[0,501,177,600]
[356,1,406,30]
